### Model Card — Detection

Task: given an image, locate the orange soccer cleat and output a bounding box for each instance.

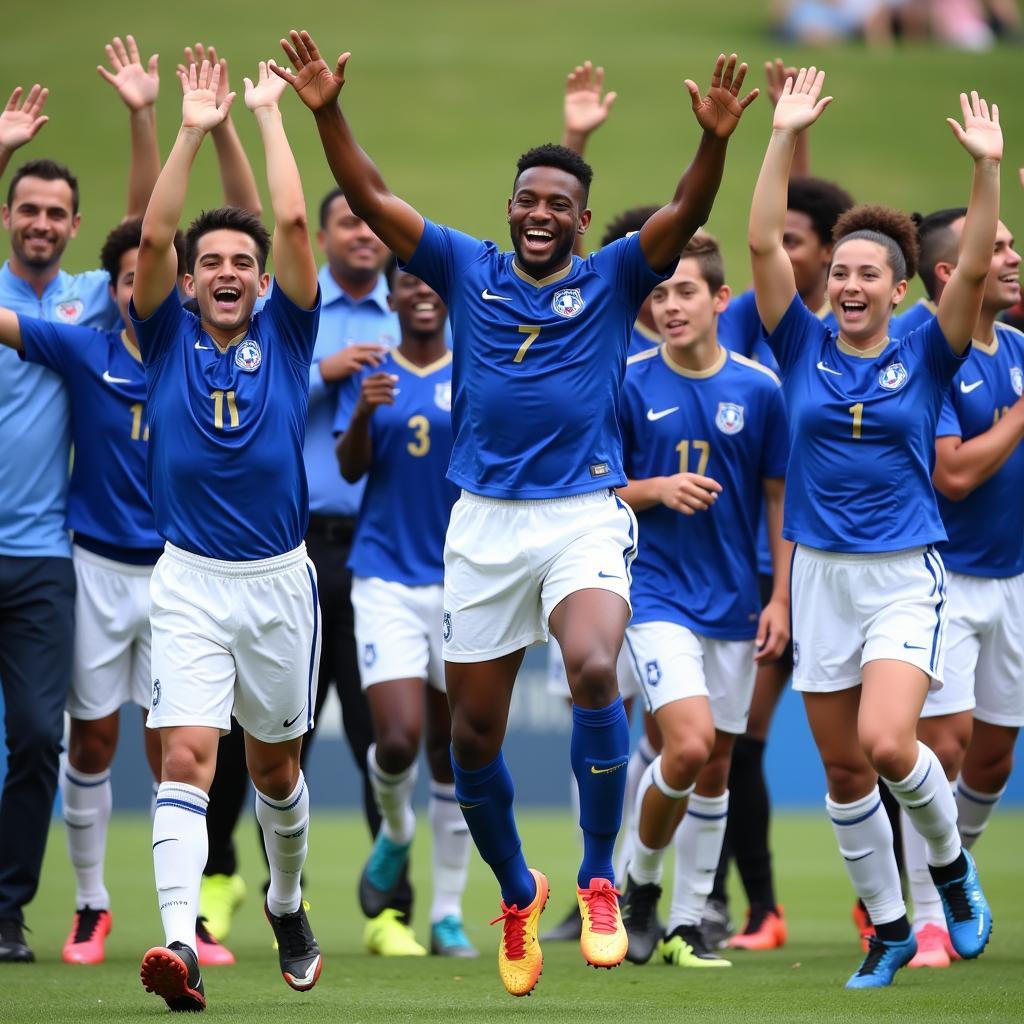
[491,868,549,997]
[577,877,627,969]
[729,904,788,951]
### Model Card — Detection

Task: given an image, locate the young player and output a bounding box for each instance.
[131,59,322,1011]
[336,265,476,959]
[748,67,1000,988]
[275,30,757,996]
[616,232,790,968]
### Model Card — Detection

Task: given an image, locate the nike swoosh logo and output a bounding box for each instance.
[282,711,305,728]
[458,802,482,810]
[590,761,627,775]
[816,361,842,376]
[960,380,984,394]
[903,642,927,650]
[65,821,92,830]
[843,851,872,862]
[597,571,621,579]
[646,406,680,421]
[481,288,513,302]
[194,340,213,351]
[274,827,307,839]
[152,838,178,849]
[102,370,133,384]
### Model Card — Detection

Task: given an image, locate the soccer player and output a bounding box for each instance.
[616,232,790,968]
[335,265,476,958]
[131,59,322,1011]
[892,209,1022,968]
[275,29,757,996]
[748,67,999,987]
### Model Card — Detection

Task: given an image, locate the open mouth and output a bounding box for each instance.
[213,286,242,315]
[522,228,555,255]
[840,300,868,320]
[662,317,690,336]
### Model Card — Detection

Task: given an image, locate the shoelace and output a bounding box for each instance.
[71,909,104,944]
[490,904,529,961]
[580,882,622,935]
[856,936,889,976]
[942,881,975,923]
[275,905,316,957]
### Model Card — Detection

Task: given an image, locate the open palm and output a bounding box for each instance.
[686,54,758,140]
[245,61,288,112]
[772,66,832,133]
[948,91,1002,162]
[97,35,159,112]
[0,85,48,151]
[273,30,347,113]
[564,61,616,136]
[178,61,233,132]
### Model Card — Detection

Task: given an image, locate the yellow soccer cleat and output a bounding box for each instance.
[364,908,427,956]
[658,924,732,967]
[577,877,627,969]
[199,873,246,941]
[491,868,549,997]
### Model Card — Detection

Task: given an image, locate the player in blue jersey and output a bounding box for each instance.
[748,67,1001,988]
[335,265,476,959]
[275,29,758,995]
[130,59,322,1011]
[613,232,790,968]
[890,210,1022,968]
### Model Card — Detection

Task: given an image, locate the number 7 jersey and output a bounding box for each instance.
[402,220,669,498]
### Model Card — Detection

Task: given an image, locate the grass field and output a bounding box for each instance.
[4,810,1023,1023]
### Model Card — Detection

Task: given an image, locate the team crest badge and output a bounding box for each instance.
[442,611,453,643]
[235,339,262,372]
[363,643,377,668]
[434,381,452,411]
[645,660,662,687]
[55,298,84,323]
[715,402,745,435]
[1011,367,1023,397]
[552,287,585,318]
[152,678,161,708]
[878,362,908,391]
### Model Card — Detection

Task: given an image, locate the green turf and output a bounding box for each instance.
[4,811,1023,1022]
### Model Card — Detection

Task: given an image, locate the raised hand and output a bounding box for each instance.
[947,91,1002,163]
[97,35,159,112]
[763,58,797,108]
[564,61,617,138]
[273,30,348,113]
[771,66,832,133]
[177,60,234,133]
[686,53,759,139]
[0,85,49,152]
[179,44,231,108]
[244,60,288,112]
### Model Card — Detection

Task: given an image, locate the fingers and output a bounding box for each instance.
[710,52,725,89]
[270,61,295,85]
[97,65,118,87]
[812,95,834,117]
[739,88,760,110]
[602,90,618,112]
[217,92,237,119]
[112,35,130,69]
[684,79,702,111]
[301,30,322,61]
[148,54,160,78]
[689,473,723,493]
[336,52,351,79]
[280,36,302,68]
[946,117,967,145]
[104,43,122,75]
[27,86,48,118]
[4,86,21,111]
[126,34,141,64]
[291,29,312,64]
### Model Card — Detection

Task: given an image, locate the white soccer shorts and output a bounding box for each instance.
[923,570,1024,726]
[545,638,639,700]
[351,576,445,691]
[442,489,637,662]
[148,542,322,743]
[791,544,947,693]
[67,545,154,720]
[623,620,757,734]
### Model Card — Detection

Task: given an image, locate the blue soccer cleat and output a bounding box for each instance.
[359,833,412,919]
[930,850,992,959]
[845,934,917,989]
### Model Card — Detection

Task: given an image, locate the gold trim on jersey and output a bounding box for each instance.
[632,319,661,344]
[661,344,727,379]
[510,259,573,288]
[836,335,891,359]
[729,350,781,386]
[626,346,660,366]
[120,331,142,363]
[972,335,999,356]
[389,348,453,377]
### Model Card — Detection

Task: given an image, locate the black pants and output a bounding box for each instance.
[0,555,75,924]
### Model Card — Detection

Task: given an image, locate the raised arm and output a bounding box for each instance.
[748,67,832,333]
[97,35,160,221]
[244,61,316,308]
[561,61,617,156]
[336,371,398,482]
[936,92,1002,355]
[0,84,49,181]
[763,59,809,177]
[135,60,234,318]
[638,54,757,273]
[273,30,423,262]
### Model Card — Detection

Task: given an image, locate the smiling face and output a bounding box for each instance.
[2,175,80,271]
[828,238,907,343]
[783,209,831,301]
[183,228,270,337]
[650,257,729,356]
[945,218,1021,313]
[507,166,590,278]
[318,194,390,286]
[388,269,448,340]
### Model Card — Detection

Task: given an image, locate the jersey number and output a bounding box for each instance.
[210,390,240,430]
[407,415,431,456]
[848,402,864,439]
[676,439,710,475]
[514,326,541,364]
[129,402,149,442]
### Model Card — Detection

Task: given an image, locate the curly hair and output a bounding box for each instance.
[788,176,855,246]
[514,144,593,202]
[832,204,919,282]
[600,205,660,248]
[99,218,185,286]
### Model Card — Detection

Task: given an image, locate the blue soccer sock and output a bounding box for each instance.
[451,748,535,909]
[571,698,630,889]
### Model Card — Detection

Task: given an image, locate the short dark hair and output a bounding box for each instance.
[914,207,968,301]
[383,254,401,290]
[185,207,271,274]
[514,144,593,203]
[7,158,79,214]
[833,204,919,282]
[788,176,855,246]
[100,218,185,286]
[600,205,659,248]
[319,188,346,229]
[680,230,726,293]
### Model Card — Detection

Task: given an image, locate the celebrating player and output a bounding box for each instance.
[275,29,756,996]
[131,58,322,1011]
[748,67,999,987]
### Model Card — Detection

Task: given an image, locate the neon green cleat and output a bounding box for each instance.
[199,873,247,941]
[658,925,732,967]
[364,909,427,956]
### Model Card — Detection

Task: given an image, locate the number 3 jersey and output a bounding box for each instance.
[766,295,967,553]
[402,220,669,499]
[130,286,321,561]
[334,349,459,585]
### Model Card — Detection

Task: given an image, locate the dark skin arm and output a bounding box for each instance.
[336,371,398,482]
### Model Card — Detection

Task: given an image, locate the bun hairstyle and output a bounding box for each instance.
[831,204,920,283]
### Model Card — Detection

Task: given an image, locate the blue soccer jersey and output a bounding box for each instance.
[130,286,321,561]
[890,298,938,340]
[621,345,789,639]
[766,295,966,553]
[335,349,459,585]
[936,322,1024,577]
[402,221,669,498]
[18,318,161,553]
[626,319,662,358]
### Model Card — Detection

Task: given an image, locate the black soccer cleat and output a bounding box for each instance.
[0,920,34,963]
[140,940,206,1012]
[620,876,664,965]
[264,901,322,991]
[540,903,583,942]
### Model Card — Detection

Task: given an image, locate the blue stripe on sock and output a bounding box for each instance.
[305,564,320,731]
[830,799,881,827]
[686,808,729,821]
[64,771,110,788]
[257,779,306,811]
[957,785,1000,806]
[908,759,932,794]
[155,798,207,817]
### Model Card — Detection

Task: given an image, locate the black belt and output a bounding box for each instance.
[306,515,357,544]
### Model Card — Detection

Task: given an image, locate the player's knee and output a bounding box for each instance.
[863,734,916,782]
[450,713,500,770]
[823,760,874,803]
[68,729,117,774]
[929,733,967,779]
[661,735,713,788]
[375,727,419,774]
[565,648,618,708]
[697,754,731,796]
[162,743,209,787]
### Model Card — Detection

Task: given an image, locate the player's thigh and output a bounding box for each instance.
[702,638,758,736]
[923,571,982,721]
[858,659,930,765]
[973,572,1024,730]
[625,621,708,718]
[352,576,435,691]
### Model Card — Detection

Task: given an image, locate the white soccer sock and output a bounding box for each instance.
[150,781,159,821]
[629,757,693,887]
[885,742,961,867]
[152,782,209,949]
[256,773,310,918]
[901,807,945,930]
[428,782,471,922]
[668,791,729,930]
[827,790,905,926]
[956,776,1005,850]
[60,759,112,910]
[614,736,657,885]
[368,744,417,846]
